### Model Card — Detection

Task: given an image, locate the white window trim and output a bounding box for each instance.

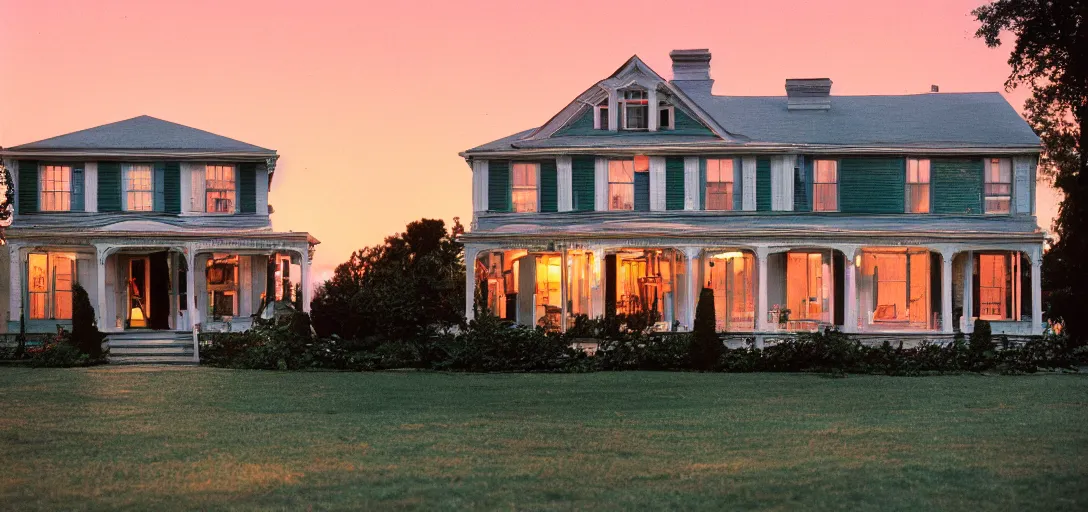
[619,89,649,131]
[984,157,1013,215]
[658,104,675,131]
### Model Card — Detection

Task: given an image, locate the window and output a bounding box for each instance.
[705,159,735,211]
[976,252,1022,321]
[207,254,239,318]
[906,158,930,213]
[608,156,648,210]
[595,99,609,130]
[123,163,153,211]
[786,251,832,323]
[28,252,75,320]
[705,251,755,331]
[620,89,649,130]
[511,163,539,213]
[39,165,72,212]
[205,164,236,213]
[985,158,1012,214]
[813,160,838,212]
[658,101,674,130]
[859,248,933,329]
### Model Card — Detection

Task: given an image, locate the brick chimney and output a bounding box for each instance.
[785,78,832,111]
[670,49,713,94]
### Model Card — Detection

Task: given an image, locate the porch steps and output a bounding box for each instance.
[107,331,196,365]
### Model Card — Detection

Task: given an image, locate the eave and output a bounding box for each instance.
[0,149,278,161]
[460,143,1042,159]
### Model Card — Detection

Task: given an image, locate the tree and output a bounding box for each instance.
[689,287,721,371]
[71,283,104,358]
[311,218,466,341]
[0,160,13,243]
[974,0,1087,341]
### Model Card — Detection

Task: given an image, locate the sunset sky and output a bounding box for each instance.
[0,0,1061,285]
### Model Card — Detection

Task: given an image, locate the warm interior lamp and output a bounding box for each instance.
[712,251,744,260]
[129,307,146,327]
[854,255,862,267]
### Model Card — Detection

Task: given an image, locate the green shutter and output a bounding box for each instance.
[665,157,685,210]
[539,160,558,212]
[732,157,743,211]
[71,165,85,212]
[756,157,771,211]
[164,162,181,214]
[932,158,984,214]
[239,162,257,213]
[97,161,122,212]
[634,171,650,211]
[488,161,511,212]
[152,162,166,212]
[699,158,707,210]
[839,157,905,214]
[572,156,595,211]
[17,160,38,214]
[793,156,811,212]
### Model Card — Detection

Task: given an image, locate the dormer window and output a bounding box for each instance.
[594,99,609,130]
[620,89,649,130]
[658,101,674,130]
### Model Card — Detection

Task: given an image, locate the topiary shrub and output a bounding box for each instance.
[70,283,105,358]
[968,319,996,371]
[689,288,721,371]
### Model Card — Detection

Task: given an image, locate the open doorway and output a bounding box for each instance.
[125,251,171,330]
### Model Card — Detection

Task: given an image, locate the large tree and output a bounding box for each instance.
[0,161,13,243]
[311,218,465,341]
[974,0,1087,340]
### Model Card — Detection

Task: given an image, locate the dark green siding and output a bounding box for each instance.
[572,156,595,211]
[17,160,38,213]
[553,109,596,136]
[665,157,685,210]
[839,158,905,214]
[239,162,257,213]
[97,162,122,212]
[487,160,511,212]
[794,157,812,212]
[670,108,716,136]
[756,157,771,211]
[153,162,166,212]
[699,158,707,209]
[634,171,649,211]
[932,158,984,214]
[164,162,181,214]
[732,157,743,211]
[553,105,715,137]
[71,165,85,212]
[539,160,558,212]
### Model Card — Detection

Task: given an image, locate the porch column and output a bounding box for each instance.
[464,244,482,321]
[300,248,312,313]
[8,243,22,327]
[590,248,605,319]
[560,248,569,332]
[186,248,199,363]
[962,250,973,333]
[842,247,857,333]
[94,245,109,331]
[755,246,769,332]
[681,246,700,331]
[1031,246,1043,335]
[941,250,954,333]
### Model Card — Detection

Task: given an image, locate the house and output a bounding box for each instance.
[460,50,1044,343]
[1,115,317,362]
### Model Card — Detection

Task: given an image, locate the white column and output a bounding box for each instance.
[300,249,312,314]
[186,248,199,362]
[560,248,569,332]
[682,246,700,331]
[590,248,605,319]
[464,245,481,321]
[683,157,700,210]
[1031,247,1043,335]
[8,243,22,326]
[963,250,973,333]
[94,245,109,331]
[842,247,857,333]
[649,156,667,211]
[557,156,573,212]
[755,247,769,332]
[942,250,954,333]
[594,157,608,211]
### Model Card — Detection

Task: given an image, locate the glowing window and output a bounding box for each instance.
[205,165,236,214]
[813,160,838,212]
[28,253,75,320]
[985,158,1012,214]
[607,157,648,211]
[511,163,539,213]
[124,163,154,211]
[705,159,734,211]
[39,165,72,212]
[906,158,930,213]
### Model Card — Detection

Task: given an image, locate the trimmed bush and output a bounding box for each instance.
[689,288,721,371]
[71,283,105,358]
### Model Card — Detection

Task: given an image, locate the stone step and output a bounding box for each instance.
[109,355,197,365]
[108,338,192,347]
[109,345,192,355]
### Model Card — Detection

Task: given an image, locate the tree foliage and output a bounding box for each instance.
[689,287,721,371]
[0,161,13,243]
[974,0,1087,340]
[70,283,105,358]
[310,218,465,341]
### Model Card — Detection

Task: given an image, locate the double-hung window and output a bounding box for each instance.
[205,164,236,214]
[620,89,648,130]
[28,252,76,320]
[39,165,72,212]
[511,163,539,213]
[813,160,838,212]
[906,158,930,213]
[705,158,734,210]
[608,159,637,210]
[985,158,1012,214]
[123,163,154,211]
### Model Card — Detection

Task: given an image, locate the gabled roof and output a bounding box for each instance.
[5,115,275,155]
[463,55,1041,156]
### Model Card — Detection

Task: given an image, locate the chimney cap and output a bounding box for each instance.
[785,78,832,110]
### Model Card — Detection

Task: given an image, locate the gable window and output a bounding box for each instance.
[705,158,734,211]
[123,163,154,211]
[813,160,838,212]
[608,156,648,210]
[594,99,609,130]
[620,89,649,130]
[39,165,72,212]
[985,158,1012,214]
[28,252,76,320]
[511,162,539,213]
[658,101,674,130]
[906,158,930,213]
[206,164,236,214]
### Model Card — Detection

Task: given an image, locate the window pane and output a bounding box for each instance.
[206,165,236,213]
[609,183,634,210]
[40,165,72,211]
[815,160,837,183]
[908,184,930,213]
[633,155,649,172]
[814,184,837,211]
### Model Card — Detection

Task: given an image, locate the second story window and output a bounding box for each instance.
[658,101,674,130]
[511,163,538,213]
[39,164,71,211]
[985,158,1012,214]
[595,99,609,130]
[123,163,153,211]
[705,158,734,210]
[813,160,838,212]
[206,164,236,214]
[906,158,930,213]
[608,157,649,210]
[621,89,649,130]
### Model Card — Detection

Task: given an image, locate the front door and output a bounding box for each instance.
[127,257,149,328]
[149,251,171,330]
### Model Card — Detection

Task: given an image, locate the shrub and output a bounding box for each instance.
[436,313,587,372]
[968,320,996,371]
[70,283,105,358]
[689,288,722,371]
[28,331,96,368]
[594,333,691,371]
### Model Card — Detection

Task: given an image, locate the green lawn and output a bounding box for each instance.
[0,369,1086,511]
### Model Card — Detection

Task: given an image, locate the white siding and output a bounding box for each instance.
[471,159,488,213]
[1013,156,1033,215]
[649,156,667,211]
[84,162,98,212]
[683,157,699,210]
[557,156,573,212]
[594,157,608,211]
[771,155,796,211]
[742,157,757,211]
[184,162,206,213]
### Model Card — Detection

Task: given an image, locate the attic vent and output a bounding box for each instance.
[785,78,832,111]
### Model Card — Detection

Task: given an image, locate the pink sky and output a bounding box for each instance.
[0,0,1061,284]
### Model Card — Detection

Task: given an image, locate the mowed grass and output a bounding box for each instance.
[0,369,1086,511]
